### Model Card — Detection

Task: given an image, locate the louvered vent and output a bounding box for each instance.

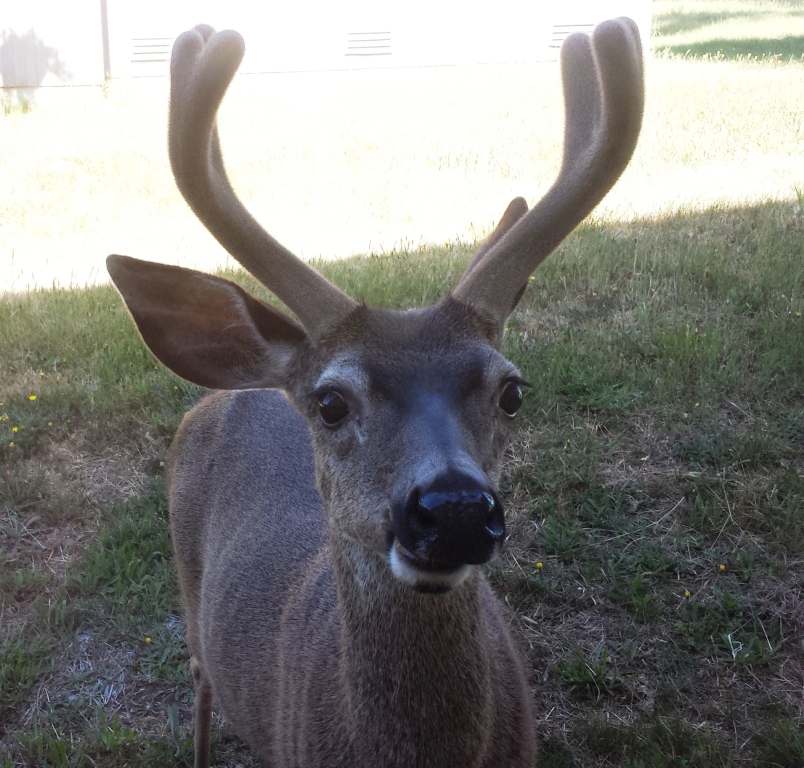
[131,37,172,64]
[346,31,392,57]
[550,24,595,49]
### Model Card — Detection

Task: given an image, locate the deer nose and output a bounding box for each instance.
[393,474,505,570]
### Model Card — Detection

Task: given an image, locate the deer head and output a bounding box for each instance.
[107,20,643,593]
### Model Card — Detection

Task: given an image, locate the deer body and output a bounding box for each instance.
[170,306,535,766]
[107,18,642,768]
[173,393,530,767]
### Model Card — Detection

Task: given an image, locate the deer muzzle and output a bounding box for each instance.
[392,472,505,575]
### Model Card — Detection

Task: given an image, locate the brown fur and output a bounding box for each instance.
[166,301,535,767]
[107,17,644,768]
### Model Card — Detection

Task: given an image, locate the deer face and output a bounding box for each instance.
[107,255,527,593]
[289,299,524,592]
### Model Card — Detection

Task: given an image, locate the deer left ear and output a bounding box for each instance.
[107,255,306,390]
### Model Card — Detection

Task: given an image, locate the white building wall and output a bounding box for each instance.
[2,0,652,87]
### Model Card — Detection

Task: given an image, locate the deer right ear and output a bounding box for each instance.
[107,255,306,390]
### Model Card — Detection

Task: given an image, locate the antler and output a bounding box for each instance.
[452,18,644,327]
[169,25,356,333]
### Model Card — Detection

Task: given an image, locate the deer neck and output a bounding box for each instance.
[330,535,495,763]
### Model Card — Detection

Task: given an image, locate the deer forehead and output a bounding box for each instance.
[316,348,514,398]
[312,308,518,406]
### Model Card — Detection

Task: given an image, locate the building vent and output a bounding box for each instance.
[346,31,392,57]
[550,24,595,49]
[131,37,172,64]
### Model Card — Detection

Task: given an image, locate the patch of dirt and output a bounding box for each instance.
[1,431,156,633]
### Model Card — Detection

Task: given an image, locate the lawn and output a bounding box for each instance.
[2,3,803,294]
[2,1,804,766]
[653,0,804,59]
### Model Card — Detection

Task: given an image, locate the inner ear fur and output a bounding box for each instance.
[107,255,306,390]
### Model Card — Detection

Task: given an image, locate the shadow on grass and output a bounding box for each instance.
[2,198,804,767]
[654,3,804,38]
[665,36,804,60]
[654,11,753,38]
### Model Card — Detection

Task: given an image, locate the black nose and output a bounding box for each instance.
[393,473,505,570]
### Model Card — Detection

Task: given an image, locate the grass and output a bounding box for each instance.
[653,0,804,60]
[2,199,802,765]
[2,1,804,765]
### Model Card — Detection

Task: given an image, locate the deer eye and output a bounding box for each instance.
[318,391,350,427]
[498,380,524,417]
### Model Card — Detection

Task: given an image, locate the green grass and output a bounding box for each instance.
[3,195,802,765]
[0,483,197,765]
[653,0,804,59]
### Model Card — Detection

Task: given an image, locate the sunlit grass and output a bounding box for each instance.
[653,0,804,58]
[2,20,804,292]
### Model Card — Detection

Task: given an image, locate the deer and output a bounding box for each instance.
[106,17,643,768]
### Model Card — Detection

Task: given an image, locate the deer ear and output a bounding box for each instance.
[107,255,306,390]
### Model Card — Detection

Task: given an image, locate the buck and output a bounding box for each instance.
[107,18,643,768]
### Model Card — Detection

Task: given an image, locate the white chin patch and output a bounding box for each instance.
[389,547,472,591]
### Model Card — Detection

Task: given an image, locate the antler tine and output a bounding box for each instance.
[452,18,644,327]
[168,26,356,334]
[462,197,529,277]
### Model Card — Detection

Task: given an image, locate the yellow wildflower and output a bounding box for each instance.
[536,561,544,570]
[28,394,36,402]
